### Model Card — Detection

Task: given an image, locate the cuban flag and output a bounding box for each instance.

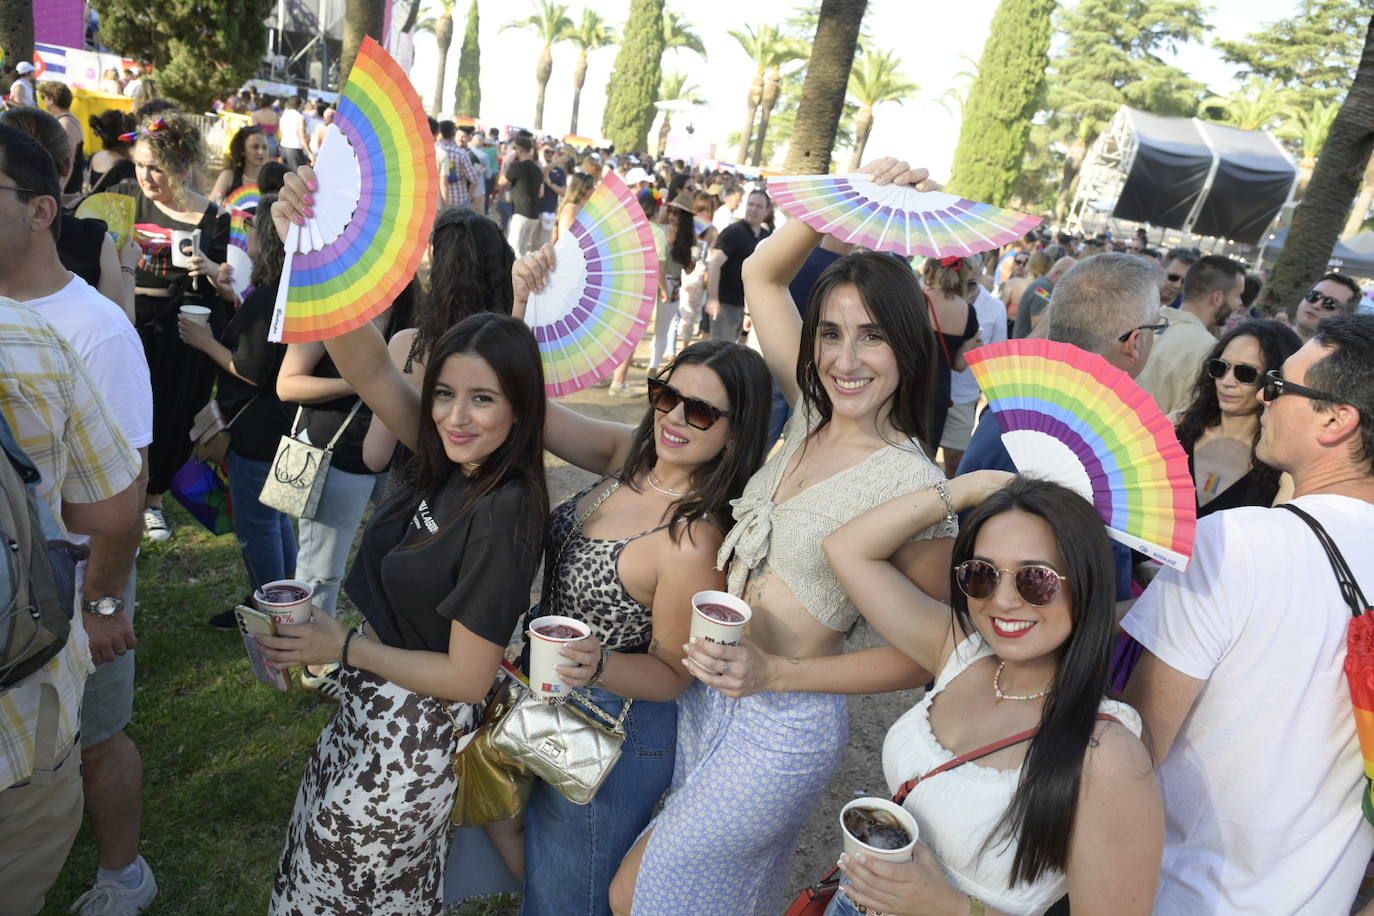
[34,44,68,78]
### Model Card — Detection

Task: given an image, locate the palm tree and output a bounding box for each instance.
[783,0,867,175]
[1279,98,1340,198]
[729,24,806,165]
[567,8,616,135]
[1200,78,1289,132]
[341,0,388,83]
[662,9,705,60]
[846,49,917,169]
[655,71,704,155]
[420,0,459,115]
[503,0,575,131]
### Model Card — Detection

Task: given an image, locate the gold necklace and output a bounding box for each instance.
[646,472,687,498]
[993,661,1051,704]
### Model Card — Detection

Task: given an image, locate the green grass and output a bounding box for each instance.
[40,500,520,915]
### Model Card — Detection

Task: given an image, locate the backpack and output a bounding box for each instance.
[0,413,88,688]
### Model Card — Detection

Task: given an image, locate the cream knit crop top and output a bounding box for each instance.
[717,402,957,631]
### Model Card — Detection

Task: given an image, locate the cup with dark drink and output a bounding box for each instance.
[839,797,918,864]
[527,614,591,702]
[689,590,752,647]
[252,579,315,627]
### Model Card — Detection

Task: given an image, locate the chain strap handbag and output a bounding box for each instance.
[188,395,258,466]
[448,666,533,827]
[259,400,362,519]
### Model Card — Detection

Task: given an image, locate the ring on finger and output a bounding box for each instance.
[721,663,730,675]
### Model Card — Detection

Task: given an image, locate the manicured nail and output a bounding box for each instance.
[307,178,318,192]
[689,636,699,645]
[304,191,315,205]
[304,207,315,219]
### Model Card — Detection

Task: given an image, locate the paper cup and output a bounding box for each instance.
[180,304,211,325]
[171,228,201,268]
[840,797,918,863]
[252,579,315,627]
[690,591,752,646]
[527,615,590,702]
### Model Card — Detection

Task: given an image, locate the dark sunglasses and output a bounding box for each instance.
[1303,289,1345,312]
[1206,358,1261,386]
[1013,257,1028,265]
[1260,370,1342,405]
[954,560,1066,607]
[1166,272,1185,283]
[647,377,732,430]
[1117,316,1170,343]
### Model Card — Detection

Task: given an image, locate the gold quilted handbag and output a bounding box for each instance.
[449,670,533,827]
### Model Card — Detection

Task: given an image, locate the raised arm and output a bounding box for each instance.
[360,328,419,471]
[322,322,423,452]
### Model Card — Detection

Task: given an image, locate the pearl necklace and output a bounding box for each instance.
[993,661,1051,704]
[646,473,688,498]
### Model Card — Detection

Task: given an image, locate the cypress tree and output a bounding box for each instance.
[454,0,481,117]
[947,0,1054,206]
[601,0,665,152]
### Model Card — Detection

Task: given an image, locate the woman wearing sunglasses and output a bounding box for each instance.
[613,158,959,915]
[512,245,774,916]
[821,473,1163,915]
[1174,320,1301,517]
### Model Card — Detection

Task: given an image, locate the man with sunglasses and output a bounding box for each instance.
[1158,246,1198,308]
[1124,314,1374,915]
[1294,272,1360,342]
[1135,255,1245,414]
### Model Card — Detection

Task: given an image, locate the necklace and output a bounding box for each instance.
[993,661,1051,704]
[646,472,687,498]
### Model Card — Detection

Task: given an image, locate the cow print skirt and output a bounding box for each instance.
[270,665,474,915]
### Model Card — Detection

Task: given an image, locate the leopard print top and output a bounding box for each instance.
[529,479,671,653]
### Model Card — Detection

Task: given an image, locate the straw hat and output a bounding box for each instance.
[670,192,696,212]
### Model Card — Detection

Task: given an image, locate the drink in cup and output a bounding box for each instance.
[839,797,918,864]
[180,304,211,325]
[252,579,314,627]
[690,590,752,646]
[527,614,590,702]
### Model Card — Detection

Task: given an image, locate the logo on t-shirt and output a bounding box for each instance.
[412,499,438,534]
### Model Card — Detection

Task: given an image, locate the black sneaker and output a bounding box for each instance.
[208,608,239,630]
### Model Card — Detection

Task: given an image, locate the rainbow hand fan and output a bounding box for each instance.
[965,339,1196,570]
[523,171,658,397]
[767,173,1040,258]
[224,182,260,214]
[225,209,254,300]
[270,37,437,343]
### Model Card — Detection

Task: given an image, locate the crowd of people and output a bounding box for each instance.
[0,78,1373,916]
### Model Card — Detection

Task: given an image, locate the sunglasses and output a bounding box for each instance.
[954,560,1066,607]
[1303,289,1345,312]
[1206,358,1261,386]
[1013,257,1028,265]
[647,377,732,431]
[1117,316,1170,343]
[1260,370,1343,405]
[1166,272,1185,283]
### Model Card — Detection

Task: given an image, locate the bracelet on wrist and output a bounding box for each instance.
[341,626,364,668]
[588,648,611,688]
[933,479,957,526]
[120,265,136,275]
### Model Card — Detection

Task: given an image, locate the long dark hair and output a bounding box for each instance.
[1175,319,1301,493]
[797,252,937,449]
[250,195,285,288]
[618,341,771,539]
[399,313,548,544]
[951,477,1117,886]
[224,124,265,171]
[667,205,696,273]
[415,208,516,365]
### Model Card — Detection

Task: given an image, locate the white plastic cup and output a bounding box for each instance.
[527,614,590,702]
[180,304,211,325]
[840,797,918,863]
[689,590,752,647]
[252,579,315,627]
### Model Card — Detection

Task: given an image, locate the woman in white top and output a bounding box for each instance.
[822,473,1163,916]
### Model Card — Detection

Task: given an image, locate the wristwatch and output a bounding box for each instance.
[83,596,125,617]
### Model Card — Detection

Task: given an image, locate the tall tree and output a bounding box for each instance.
[1039,0,1209,217]
[453,0,482,116]
[503,0,574,131]
[782,0,866,175]
[601,0,665,152]
[662,9,705,59]
[0,0,33,94]
[341,0,387,84]
[425,0,458,115]
[1217,0,1366,106]
[1280,97,1341,198]
[656,70,703,155]
[729,25,805,165]
[568,8,616,135]
[843,49,916,170]
[947,0,1052,206]
[1258,13,1374,313]
[92,0,274,108]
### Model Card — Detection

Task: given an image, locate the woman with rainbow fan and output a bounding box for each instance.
[820,474,1162,915]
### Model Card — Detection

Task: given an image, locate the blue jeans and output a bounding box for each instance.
[294,464,382,616]
[227,449,297,590]
[767,383,793,449]
[521,687,677,916]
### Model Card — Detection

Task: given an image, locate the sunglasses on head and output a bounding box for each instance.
[955,559,1066,607]
[1303,289,1345,311]
[647,377,732,431]
[1260,370,1343,405]
[1206,358,1261,386]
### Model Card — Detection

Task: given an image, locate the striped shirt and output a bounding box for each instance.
[0,297,140,790]
[437,138,478,208]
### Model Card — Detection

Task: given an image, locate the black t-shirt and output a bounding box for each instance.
[217,284,291,461]
[295,351,374,475]
[505,158,545,218]
[57,212,107,290]
[345,474,540,653]
[714,220,771,306]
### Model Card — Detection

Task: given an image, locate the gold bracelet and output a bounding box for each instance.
[968,896,987,916]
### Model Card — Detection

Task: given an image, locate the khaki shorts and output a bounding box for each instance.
[940,399,979,451]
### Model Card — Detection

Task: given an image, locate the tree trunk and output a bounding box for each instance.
[1297,156,1317,200]
[782,0,867,175]
[738,74,762,164]
[401,0,423,34]
[341,0,387,86]
[570,53,588,135]
[0,0,34,95]
[751,65,782,166]
[535,45,553,131]
[847,106,874,170]
[431,11,454,115]
[1342,154,1374,236]
[657,113,672,156]
[1259,13,1374,314]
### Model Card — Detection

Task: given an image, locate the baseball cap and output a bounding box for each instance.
[16,62,35,74]
[624,167,652,186]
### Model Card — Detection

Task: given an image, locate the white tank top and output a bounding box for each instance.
[881,634,1142,916]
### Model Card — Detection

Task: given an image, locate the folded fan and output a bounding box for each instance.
[75,193,136,249]
[766,172,1041,258]
[225,209,254,300]
[965,339,1196,570]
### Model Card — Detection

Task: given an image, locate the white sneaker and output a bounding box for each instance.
[142,507,171,542]
[70,856,158,915]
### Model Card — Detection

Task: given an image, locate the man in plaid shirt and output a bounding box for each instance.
[436,120,478,209]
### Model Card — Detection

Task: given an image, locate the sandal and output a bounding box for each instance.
[300,663,344,701]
